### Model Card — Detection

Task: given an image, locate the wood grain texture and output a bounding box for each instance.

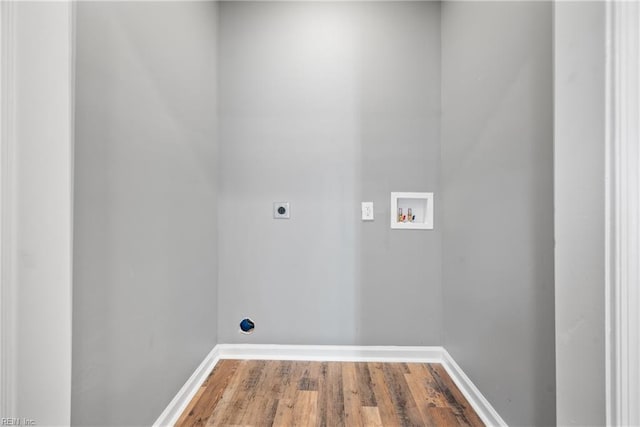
[176,359,241,426]
[176,360,484,427]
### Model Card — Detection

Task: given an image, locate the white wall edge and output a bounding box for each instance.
[154,344,506,427]
[67,1,77,423]
[153,346,222,427]
[441,349,508,427]
[0,0,17,418]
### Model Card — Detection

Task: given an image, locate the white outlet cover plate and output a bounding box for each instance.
[361,202,374,221]
[273,202,290,219]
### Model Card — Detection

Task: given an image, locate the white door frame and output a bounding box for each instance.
[0,1,75,423]
[0,0,17,418]
[605,1,640,426]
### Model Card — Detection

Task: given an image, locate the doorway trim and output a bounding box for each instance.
[0,0,17,418]
[605,1,640,425]
[0,2,76,422]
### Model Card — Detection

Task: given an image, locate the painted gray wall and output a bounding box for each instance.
[72,2,218,425]
[217,1,442,345]
[554,2,606,425]
[440,2,555,426]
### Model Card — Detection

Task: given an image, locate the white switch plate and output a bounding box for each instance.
[273,202,290,219]
[361,202,374,221]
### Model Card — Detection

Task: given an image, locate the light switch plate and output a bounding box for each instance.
[361,202,374,221]
[273,202,290,219]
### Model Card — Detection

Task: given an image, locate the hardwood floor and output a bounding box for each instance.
[176,360,484,427]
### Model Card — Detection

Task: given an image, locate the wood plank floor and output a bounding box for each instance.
[176,360,484,427]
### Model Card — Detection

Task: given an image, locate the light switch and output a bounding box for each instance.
[361,202,374,221]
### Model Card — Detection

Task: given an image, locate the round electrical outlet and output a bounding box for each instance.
[273,202,290,219]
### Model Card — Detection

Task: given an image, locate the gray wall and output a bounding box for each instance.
[554,2,606,425]
[217,1,442,345]
[440,2,555,426]
[71,2,561,425]
[72,2,218,425]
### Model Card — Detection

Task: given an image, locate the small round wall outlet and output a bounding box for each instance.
[273,202,290,219]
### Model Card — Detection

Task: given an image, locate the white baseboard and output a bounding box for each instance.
[154,344,507,427]
[216,343,443,363]
[153,346,221,427]
[441,349,508,427]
